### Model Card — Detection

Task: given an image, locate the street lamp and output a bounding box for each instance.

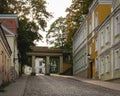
[87,53,90,59]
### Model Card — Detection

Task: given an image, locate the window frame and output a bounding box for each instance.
[100,59,104,75]
[106,55,110,73]
[89,21,92,33]
[114,49,120,70]
[101,31,104,48]
[95,12,98,27]
[105,25,110,44]
[114,14,120,37]
[95,58,99,72]
[39,61,42,66]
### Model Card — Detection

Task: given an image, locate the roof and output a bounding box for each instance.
[0,24,12,55]
[0,14,17,18]
[0,14,18,28]
[1,24,15,36]
[27,46,71,56]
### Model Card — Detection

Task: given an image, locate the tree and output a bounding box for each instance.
[0,0,52,66]
[16,0,52,66]
[65,0,93,48]
[0,0,52,30]
[46,17,66,49]
[17,18,42,65]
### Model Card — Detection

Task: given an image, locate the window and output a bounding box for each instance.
[101,59,104,75]
[115,49,120,70]
[39,62,42,66]
[95,58,99,72]
[89,21,92,33]
[106,25,110,44]
[115,15,120,36]
[89,46,92,55]
[95,38,98,51]
[106,55,110,73]
[101,31,104,47]
[95,12,98,27]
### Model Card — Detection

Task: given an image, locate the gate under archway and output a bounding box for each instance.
[27,47,72,75]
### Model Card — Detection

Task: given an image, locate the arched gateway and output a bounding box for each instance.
[27,47,72,75]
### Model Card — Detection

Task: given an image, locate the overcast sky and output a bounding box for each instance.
[35,0,72,46]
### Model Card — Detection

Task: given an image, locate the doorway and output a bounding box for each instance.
[89,62,93,78]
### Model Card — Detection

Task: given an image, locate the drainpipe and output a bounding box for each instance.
[0,51,5,91]
[13,36,16,80]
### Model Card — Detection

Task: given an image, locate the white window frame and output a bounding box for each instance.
[101,31,104,47]
[92,12,94,30]
[39,61,42,66]
[89,21,92,33]
[95,38,98,51]
[95,12,98,27]
[101,59,104,75]
[105,25,110,44]
[115,49,120,70]
[106,55,110,73]
[114,14,120,37]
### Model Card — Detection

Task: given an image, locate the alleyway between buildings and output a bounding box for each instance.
[1,74,120,96]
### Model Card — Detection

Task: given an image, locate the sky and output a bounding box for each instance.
[35,0,72,46]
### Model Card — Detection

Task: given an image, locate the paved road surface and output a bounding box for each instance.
[23,75,120,96]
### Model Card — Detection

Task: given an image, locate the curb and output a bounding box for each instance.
[68,76,120,91]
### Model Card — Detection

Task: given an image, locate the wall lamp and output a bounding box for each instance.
[87,54,93,63]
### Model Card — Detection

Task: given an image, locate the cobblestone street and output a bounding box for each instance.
[23,75,120,96]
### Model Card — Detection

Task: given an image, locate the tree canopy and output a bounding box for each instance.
[46,0,93,50]
[65,0,93,47]
[46,17,66,49]
[0,0,52,66]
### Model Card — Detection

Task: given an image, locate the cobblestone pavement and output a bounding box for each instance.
[23,75,120,96]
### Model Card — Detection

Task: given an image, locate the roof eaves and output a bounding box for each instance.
[1,25,15,36]
[0,14,19,28]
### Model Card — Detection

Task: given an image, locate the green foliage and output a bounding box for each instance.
[0,0,52,66]
[17,18,42,65]
[46,17,67,49]
[65,0,93,48]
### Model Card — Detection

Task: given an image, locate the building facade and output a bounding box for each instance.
[0,24,12,86]
[87,0,112,79]
[73,0,112,79]
[97,0,120,80]
[0,14,19,80]
[73,19,88,78]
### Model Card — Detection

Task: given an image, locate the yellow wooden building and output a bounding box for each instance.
[97,0,120,81]
[87,0,112,79]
